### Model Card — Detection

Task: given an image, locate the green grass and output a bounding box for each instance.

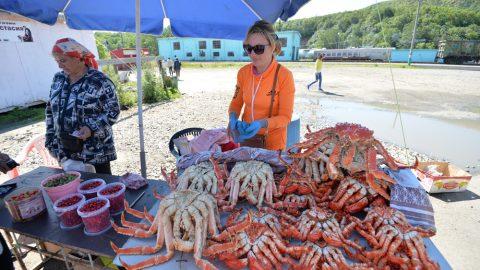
[0,107,45,127]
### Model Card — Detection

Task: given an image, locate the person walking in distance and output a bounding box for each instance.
[167,58,174,76]
[307,53,324,91]
[174,57,182,78]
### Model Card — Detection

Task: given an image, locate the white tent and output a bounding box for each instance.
[0,12,97,112]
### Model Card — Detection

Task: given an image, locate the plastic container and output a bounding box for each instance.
[77,197,112,236]
[5,187,47,222]
[41,171,81,203]
[77,178,106,200]
[53,193,85,229]
[98,182,126,216]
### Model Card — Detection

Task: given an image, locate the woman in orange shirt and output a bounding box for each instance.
[228,20,296,151]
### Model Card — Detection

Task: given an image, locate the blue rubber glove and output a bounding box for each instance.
[238,120,267,141]
[236,121,249,134]
[229,113,247,143]
[228,113,238,132]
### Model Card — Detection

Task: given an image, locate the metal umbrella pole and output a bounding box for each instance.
[135,0,147,178]
[408,0,423,66]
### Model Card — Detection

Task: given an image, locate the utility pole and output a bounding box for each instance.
[408,0,423,66]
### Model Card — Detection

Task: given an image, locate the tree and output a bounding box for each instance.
[275,0,480,49]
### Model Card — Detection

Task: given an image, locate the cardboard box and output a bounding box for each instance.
[412,161,472,193]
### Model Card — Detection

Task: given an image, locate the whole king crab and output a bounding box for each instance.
[267,154,333,216]
[329,176,386,213]
[288,123,398,200]
[214,160,276,210]
[224,207,297,238]
[349,206,421,235]
[290,241,373,270]
[361,224,439,269]
[348,206,438,269]
[203,211,306,270]
[161,158,224,195]
[110,190,221,270]
[267,194,317,216]
[280,207,364,252]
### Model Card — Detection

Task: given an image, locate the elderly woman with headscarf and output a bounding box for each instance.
[45,38,120,174]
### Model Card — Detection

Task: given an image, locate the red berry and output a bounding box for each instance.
[80,200,106,212]
[58,196,82,208]
[80,181,103,191]
[100,185,122,195]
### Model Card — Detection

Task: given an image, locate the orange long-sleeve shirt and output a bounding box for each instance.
[229,59,295,150]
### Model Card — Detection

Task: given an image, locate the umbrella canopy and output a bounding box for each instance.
[1,0,307,39]
[1,0,308,177]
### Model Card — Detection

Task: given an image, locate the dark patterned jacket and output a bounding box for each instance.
[45,68,120,164]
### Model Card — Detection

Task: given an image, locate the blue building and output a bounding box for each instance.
[157,31,301,61]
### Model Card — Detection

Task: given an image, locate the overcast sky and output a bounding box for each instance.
[291,0,390,20]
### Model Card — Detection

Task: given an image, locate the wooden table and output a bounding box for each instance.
[0,166,170,269]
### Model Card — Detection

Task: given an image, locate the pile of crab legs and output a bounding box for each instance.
[110,123,437,270]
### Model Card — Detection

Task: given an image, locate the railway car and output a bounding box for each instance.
[311,48,394,62]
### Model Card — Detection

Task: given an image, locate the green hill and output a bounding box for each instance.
[275,0,480,49]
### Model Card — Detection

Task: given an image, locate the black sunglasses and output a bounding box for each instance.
[243,44,269,55]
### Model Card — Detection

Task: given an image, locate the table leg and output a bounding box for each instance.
[88,253,95,270]
[35,240,45,261]
[61,247,72,270]
[11,232,26,257]
[3,230,27,270]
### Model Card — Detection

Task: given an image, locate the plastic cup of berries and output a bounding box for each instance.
[98,182,126,216]
[53,193,86,229]
[77,197,112,236]
[77,179,106,200]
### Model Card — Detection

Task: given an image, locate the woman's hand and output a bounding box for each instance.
[238,120,267,141]
[76,126,92,140]
[236,121,249,134]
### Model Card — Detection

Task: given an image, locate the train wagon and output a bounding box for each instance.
[437,40,480,64]
[308,48,394,62]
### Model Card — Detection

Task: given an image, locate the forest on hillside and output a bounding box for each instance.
[275,0,480,49]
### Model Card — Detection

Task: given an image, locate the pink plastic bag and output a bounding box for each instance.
[189,129,230,154]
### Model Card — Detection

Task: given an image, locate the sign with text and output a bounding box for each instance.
[0,20,34,42]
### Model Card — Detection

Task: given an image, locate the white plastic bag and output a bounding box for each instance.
[61,159,96,173]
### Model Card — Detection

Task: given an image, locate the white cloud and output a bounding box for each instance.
[291,0,390,20]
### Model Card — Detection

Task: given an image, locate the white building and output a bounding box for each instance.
[0,11,98,112]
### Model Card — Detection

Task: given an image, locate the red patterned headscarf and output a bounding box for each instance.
[52,38,98,69]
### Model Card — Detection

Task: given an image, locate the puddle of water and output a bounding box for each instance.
[297,97,480,173]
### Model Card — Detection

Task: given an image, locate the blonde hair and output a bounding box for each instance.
[245,20,282,55]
